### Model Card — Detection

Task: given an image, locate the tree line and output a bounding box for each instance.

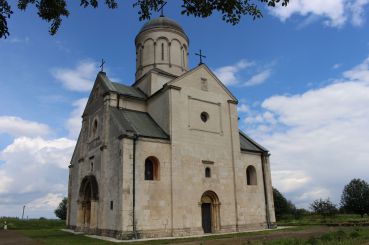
[55,178,369,220]
[273,178,369,220]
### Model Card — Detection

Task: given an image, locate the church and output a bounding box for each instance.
[66,14,276,240]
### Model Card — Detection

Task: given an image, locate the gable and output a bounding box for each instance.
[83,72,147,116]
[167,64,238,102]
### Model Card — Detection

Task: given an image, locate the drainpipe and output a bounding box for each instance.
[261,152,271,229]
[132,133,139,239]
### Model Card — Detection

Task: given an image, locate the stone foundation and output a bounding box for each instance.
[67,222,276,241]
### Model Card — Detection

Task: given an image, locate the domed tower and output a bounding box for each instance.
[134,16,189,95]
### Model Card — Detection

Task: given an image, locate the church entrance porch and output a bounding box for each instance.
[77,175,99,231]
[200,191,220,234]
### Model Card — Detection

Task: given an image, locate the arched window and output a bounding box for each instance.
[246,165,257,185]
[205,167,211,178]
[92,119,98,137]
[161,43,164,60]
[145,156,160,180]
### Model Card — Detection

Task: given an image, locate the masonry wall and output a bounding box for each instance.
[120,138,171,238]
[168,67,239,234]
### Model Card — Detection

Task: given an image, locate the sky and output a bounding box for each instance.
[0,0,369,219]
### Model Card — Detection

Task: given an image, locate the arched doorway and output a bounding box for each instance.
[200,191,220,233]
[77,175,99,229]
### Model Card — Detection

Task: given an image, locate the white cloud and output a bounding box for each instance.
[273,170,311,193]
[0,116,51,137]
[351,0,369,26]
[241,56,369,207]
[215,60,254,86]
[27,193,64,211]
[4,37,30,44]
[244,69,271,87]
[0,136,75,217]
[215,60,272,87]
[237,104,250,113]
[271,0,369,27]
[66,98,88,139]
[51,60,98,92]
[333,63,342,69]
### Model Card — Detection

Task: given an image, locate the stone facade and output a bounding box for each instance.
[67,15,276,240]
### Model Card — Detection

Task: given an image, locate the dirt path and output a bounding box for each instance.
[0,230,41,245]
[173,226,342,245]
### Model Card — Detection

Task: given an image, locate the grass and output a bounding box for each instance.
[277,214,369,226]
[2,215,369,245]
[251,228,369,245]
[0,217,65,230]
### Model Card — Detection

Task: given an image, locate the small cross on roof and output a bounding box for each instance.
[195,50,206,65]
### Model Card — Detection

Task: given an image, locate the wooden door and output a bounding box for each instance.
[201,203,212,233]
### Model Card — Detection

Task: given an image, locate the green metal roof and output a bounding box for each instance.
[239,130,268,153]
[111,108,169,139]
[111,82,147,100]
[97,72,146,100]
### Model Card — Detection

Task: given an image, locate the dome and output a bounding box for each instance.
[137,16,188,41]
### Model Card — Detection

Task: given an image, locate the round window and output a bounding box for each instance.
[200,112,209,122]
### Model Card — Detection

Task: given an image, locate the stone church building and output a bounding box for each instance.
[67,15,276,239]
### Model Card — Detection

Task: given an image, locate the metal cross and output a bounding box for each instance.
[100,58,106,72]
[158,1,167,17]
[195,49,206,65]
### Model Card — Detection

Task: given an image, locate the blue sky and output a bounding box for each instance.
[1,1,369,218]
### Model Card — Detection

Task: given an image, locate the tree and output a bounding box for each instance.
[0,0,289,39]
[341,178,369,217]
[273,187,296,220]
[310,198,338,218]
[54,197,67,220]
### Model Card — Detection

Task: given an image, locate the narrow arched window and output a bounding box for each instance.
[92,119,98,137]
[205,167,211,178]
[139,47,143,66]
[161,43,164,60]
[246,165,257,185]
[145,157,159,180]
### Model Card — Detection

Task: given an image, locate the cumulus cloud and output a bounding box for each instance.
[241,56,369,207]
[271,0,369,27]
[0,116,51,137]
[66,98,88,139]
[51,60,98,92]
[0,134,75,218]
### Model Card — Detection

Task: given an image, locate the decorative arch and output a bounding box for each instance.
[145,156,160,181]
[142,38,155,65]
[246,165,257,185]
[156,37,169,62]
[170,38,182,66]
[200,190,220,233]
[79,175,99,201]
[77,175,99,228]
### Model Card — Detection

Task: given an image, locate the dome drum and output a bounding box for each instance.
[135,16,189,80]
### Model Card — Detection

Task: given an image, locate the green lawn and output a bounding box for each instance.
[277,214,369,226]
[2,216,369,245]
